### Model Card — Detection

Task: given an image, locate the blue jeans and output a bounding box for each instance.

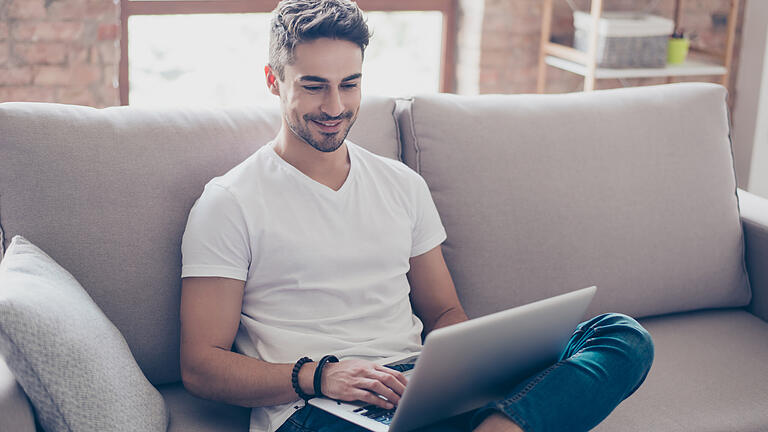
[276,313,654,432]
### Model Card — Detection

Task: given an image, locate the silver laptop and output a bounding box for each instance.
[309,285,597,431]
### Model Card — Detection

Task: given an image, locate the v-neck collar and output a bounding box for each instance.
[266,140,357,198]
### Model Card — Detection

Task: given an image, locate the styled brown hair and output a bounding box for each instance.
[269,0,371,80]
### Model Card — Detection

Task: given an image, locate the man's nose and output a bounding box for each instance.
[321,87,344,118]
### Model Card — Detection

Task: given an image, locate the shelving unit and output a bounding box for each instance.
[536,0,740,93]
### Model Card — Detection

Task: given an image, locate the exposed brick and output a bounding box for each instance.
[57,86,97,106]
[33,65,70,85]
[481,34,515,51]
[84,0,119,20]
[1,85,57,102]
[479,70,499,85]
[0,43,8,65]
[8,0,47,20]
[0,23,8,41]
[81,21,98,44]
[70,63,102,85]
[45,0,89,21]
[0,67,34,85]
[68,45,91,64]
[14,42,68,65]
[12,21,84,42]
[480,49,512,68]
[34,63,101,85]
[502,65,539,83]
[97,23,118,40]
[96,40,118,64]
[483,11,541,35]
[94,84,119,107]
[102,64,116,87]
[680,13,716,35]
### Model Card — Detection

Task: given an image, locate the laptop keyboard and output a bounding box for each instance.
[385,362,415,374]
[355,362,416,425]
[354,405,397,425]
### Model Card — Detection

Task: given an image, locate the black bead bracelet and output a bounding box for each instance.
[291,356,314,401]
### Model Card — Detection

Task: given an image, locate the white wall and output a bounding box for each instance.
[733,0,768,198]
[747,25,768,197]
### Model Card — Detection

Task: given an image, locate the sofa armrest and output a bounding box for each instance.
[738,188,768,322]
[0,355,36,432]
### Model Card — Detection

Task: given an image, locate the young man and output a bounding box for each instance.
[179,1,654,431]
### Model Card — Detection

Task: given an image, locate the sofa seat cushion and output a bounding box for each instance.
[0,356,35,432]
[153,310,768,432]
[157,382,250,432]
[595,309,768,431]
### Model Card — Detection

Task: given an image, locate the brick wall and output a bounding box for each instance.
[0,0,120,107]
[0,0,746,108]
[476,0,745,107]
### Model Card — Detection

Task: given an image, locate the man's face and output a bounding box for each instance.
[273,38,363,153]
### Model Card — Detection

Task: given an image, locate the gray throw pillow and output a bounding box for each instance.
[0,235,169,431]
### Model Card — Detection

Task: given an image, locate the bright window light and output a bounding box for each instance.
[128,11,442,107]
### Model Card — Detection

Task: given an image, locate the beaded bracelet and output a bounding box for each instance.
[291,356,314,401]
[313,355,339,397]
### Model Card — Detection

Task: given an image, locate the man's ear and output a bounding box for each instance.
[264,65,280,96]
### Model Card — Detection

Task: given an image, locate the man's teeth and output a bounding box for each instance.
[316,120,340,126]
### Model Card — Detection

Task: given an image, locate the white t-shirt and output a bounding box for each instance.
[180,140,447,432]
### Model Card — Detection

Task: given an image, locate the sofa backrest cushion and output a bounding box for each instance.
[396,83,751,320]
[0,96,400,385]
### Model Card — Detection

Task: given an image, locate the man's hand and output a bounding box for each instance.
[320,359,408,409]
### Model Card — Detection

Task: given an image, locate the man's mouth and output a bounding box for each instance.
[311,119,343,133]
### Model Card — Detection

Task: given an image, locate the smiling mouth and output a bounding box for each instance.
[311,119,343,133]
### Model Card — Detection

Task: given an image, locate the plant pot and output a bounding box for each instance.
[667,38,690,64]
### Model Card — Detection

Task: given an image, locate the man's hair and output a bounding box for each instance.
[269,0,371,80]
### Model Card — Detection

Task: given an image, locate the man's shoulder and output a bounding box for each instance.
[349,141,421,184]
[207,143,272,190]
[195,143,274,211]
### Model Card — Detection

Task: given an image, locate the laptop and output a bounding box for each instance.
[309,285,597,431]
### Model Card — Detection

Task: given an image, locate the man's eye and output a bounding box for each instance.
[342,83,359,89]
[303,86,323,91]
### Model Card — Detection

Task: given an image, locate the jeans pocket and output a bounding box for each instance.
[276,418,314,432]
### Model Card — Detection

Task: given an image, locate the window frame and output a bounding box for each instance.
[119,0,457,105]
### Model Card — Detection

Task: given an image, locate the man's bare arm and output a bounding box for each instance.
[180,276,407,409]
[180,276,314,407]
[408,245,469,337]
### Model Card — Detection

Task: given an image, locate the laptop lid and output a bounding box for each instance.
[310,286,597,432]
[389,285,596,431]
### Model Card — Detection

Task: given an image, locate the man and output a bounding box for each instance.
[179,1,654,431]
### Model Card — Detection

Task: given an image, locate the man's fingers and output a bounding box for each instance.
[359,379,400,405]
[372,372,406,396]
[324,360,409,408]
[374,365,408,387]
[352,389,394,410]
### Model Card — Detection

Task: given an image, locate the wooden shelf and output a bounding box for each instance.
[545,56,728,79]
[537,0,740,93]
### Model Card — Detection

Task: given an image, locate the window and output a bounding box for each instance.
[120,0,456,107]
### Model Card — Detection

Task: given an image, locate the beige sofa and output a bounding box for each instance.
[1,83,767,431]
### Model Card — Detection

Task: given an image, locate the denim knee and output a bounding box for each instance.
[587,313,654,392]
[469,313,655,432]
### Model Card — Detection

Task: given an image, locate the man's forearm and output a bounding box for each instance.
[182,347,317,408]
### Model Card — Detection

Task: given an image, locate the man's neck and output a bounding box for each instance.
[273,126,351,190]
